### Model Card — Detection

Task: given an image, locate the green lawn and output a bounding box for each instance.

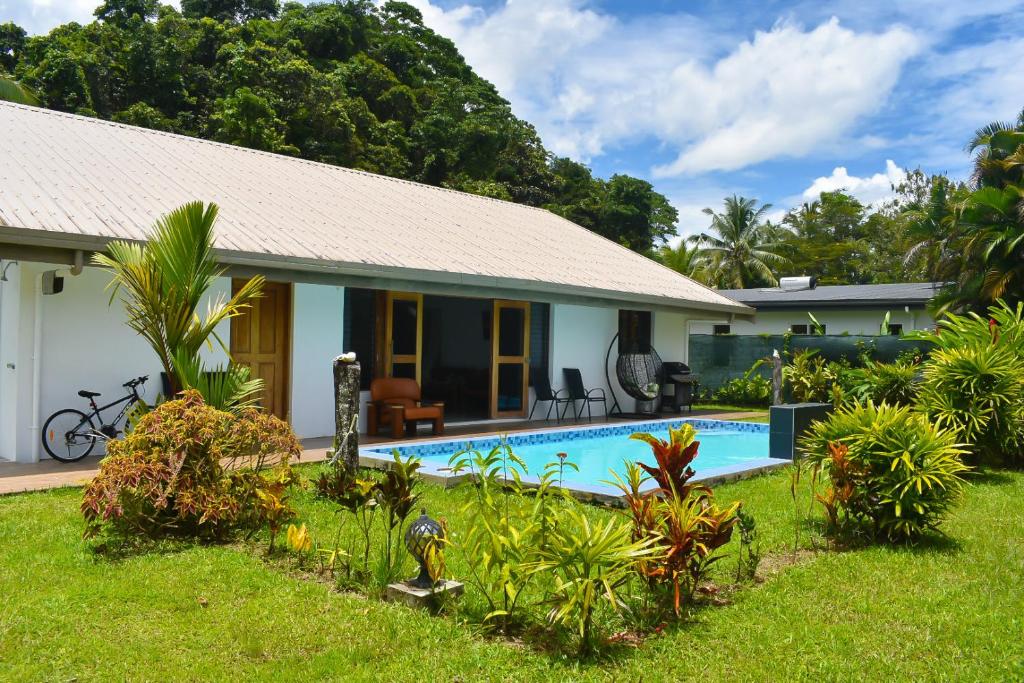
[1,466,1022,681]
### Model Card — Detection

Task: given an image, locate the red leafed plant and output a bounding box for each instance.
[630,423,707,498]
[610,423,739,618]
[81,390,301,543]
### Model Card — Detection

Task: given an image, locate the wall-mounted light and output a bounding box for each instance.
[0,260,17,282]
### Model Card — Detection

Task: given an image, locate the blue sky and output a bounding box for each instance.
[5,0,1024,239]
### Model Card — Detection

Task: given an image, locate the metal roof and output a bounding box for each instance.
[0,102,749,316]
[720,282,941,309]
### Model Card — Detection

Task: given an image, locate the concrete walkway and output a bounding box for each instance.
[0,410,767,496]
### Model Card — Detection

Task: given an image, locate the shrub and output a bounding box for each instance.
[712,374,771,407]
[910,302,1024,466]
[610,424,738,616]
[783,349,835,403]
[800,402,970,541]
[842,360,919,407]
[448,439,569,631]
[528,510,655,656]
[81,390,301,542]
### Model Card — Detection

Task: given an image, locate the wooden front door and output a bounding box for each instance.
[490,300,530,418]
[230,279,291,420]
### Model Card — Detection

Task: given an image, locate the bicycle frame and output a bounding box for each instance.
[82,387,143,439]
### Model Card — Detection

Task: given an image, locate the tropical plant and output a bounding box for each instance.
[800,402,970,541]
[909,301,1024,465]
[842,360,919,407]
[734,507,760,583]
[609,426,739,617]
[934,111,1024,312]
[711,374,771,408]
[783,349,835,403]
[527,510,656,656]
[314,461,378,579]
[692,195,789,288]
[81,390,301,543]
[447,439,572,631]
[93,202,264,411]
[655,240,702,279]
[372,451,422,587]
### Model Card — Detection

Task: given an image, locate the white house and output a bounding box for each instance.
[688,278,938,337]
[0,102,751,464]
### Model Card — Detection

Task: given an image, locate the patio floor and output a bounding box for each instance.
[0,409,766,496]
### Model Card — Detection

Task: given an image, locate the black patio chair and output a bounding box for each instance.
[561,368,607,421]
[529,370,570,422]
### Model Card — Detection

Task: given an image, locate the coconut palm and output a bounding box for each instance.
[93,201,265,410]
[656,240,703,280]
[0,73,38,105]
[692,195,789,289]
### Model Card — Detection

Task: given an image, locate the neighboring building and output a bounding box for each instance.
[688,278,939,337]
[0,102,750,463]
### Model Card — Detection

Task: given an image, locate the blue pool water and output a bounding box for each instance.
[362,418,777,496]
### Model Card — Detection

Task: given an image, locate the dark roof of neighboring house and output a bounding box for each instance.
[719,282,941,309]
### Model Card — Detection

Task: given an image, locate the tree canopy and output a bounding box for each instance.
[5,1,677,253]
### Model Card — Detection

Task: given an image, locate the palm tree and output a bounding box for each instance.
[93,201,266,410]
[934,112,1024,313]
[692,195,789,289]
[656,240,703,280]
[0,73,38,105]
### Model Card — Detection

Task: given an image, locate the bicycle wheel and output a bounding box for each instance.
[41,409,97,463]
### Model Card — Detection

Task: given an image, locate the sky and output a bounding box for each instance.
[5,0,1024,239]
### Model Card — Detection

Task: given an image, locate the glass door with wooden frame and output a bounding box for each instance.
[490,300,530,418]
[381,291,423,384]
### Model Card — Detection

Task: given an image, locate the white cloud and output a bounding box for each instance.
[800,159,907,207]
[406,2,921,175]
[2,0,182,34]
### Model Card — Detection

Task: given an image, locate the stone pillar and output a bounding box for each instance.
[333,355,361,472]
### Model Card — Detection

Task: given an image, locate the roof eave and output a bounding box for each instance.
[0,224,754,318]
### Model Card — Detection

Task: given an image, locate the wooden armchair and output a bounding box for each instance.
[367,378,445,438]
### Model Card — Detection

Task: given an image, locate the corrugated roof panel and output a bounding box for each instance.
[0,102,749,313]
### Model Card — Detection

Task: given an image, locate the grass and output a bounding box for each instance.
[1,464,1022,681]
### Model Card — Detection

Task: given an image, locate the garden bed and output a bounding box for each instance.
[2,467,1022,680]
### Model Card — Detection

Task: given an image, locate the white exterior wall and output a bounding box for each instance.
[289,283,344,439]
[0,263,711,458]
[2,263,231,463]
[689,308,933,336]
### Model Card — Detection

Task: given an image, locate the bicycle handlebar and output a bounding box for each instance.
[123,375,149,389]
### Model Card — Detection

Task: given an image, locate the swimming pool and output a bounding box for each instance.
[360,418,786,499]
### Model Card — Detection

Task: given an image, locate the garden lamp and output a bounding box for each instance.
[404,508,445,589]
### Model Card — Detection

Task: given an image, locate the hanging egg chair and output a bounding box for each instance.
[605,333,664,415]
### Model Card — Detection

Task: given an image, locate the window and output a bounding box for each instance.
[618,309,652,353]
[712,324,731,335]
[791,323,826,335]
[343,288,377,390]
[887,323,904,336]
[529,303,550,386]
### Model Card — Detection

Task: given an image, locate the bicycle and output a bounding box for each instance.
[41,375,149,463]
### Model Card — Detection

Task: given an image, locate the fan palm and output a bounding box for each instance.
[93,201,265,411]
[692,195,789,289]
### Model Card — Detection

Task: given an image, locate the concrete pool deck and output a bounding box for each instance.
[0,409,768,496]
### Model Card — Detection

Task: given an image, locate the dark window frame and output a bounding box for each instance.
[712,324,731,335]
[618,309,652,354]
